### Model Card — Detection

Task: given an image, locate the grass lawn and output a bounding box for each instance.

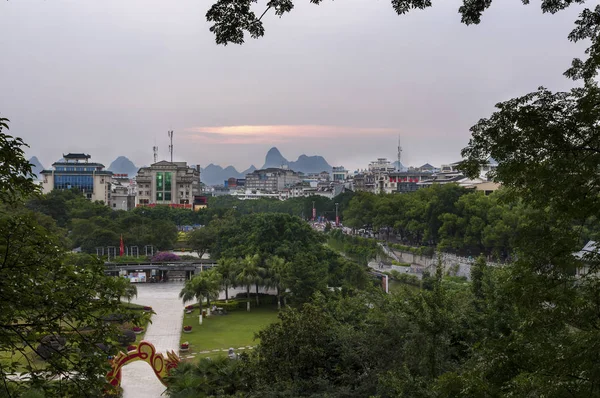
[180,304,279,354]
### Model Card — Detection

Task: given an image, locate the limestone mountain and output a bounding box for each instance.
[289,154,332,174]
[108,156,138,176]
[242,165,257,175]
[201,164,244,186]
[201,148,332,186]
[262,147,288,169]
[28,156,45,179]
[261,147,332,173]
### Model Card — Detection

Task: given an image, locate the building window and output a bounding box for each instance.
[165,192,172,201]
[165,172,172,190]
[54,175,94,192]
[157,192,163,201]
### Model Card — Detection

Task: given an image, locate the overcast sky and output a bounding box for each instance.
[0,0,587,172]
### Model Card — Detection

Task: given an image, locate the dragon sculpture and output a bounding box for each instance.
[106,340,180,388]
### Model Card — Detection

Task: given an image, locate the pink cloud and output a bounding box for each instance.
[181,125,397,144]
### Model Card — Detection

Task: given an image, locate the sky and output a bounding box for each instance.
[0,0,587,172]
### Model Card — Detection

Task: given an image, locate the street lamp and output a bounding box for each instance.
[335,202,339,226]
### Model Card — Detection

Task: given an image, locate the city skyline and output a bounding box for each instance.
[1,0,586,172]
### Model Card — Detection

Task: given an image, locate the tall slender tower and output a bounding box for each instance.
[168,130,174,163]
[397,135,403,171]
[153,146,158,163]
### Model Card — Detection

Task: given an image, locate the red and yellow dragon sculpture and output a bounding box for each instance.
[106,340,180,388]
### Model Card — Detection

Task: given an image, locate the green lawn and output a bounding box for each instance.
[180,305,280,354]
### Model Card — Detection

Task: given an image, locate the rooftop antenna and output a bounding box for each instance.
[397,134,403,172]
[153,146,159,163]
[168,130,174,163]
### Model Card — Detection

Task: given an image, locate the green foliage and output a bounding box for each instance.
[202,0,600,87]
[0,117,38,204]
[327,228,383,265]
[179,269,222,313]
[186,226,215,258]
[166,356,252,397]
[0,209,134,396]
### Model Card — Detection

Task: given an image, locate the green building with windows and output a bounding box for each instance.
[135,161,201,208]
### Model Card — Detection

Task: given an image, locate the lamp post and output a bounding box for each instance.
[335,202,339,226]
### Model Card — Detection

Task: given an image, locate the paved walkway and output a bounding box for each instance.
[120,283,275,397]
[121,282,185,398]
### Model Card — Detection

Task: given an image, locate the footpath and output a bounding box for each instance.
[121,283,185,398]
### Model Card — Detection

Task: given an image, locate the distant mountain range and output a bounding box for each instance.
[200,147,333,185]
[262,147,332,173]
[28,156,45,179]
[31,147,334,186]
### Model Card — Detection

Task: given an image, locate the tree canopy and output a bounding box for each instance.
[0,120,137,396]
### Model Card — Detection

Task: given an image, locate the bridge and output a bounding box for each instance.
[104,260,218,282]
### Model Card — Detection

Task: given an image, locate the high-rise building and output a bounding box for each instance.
[40,153,113,204]
[135,161,201,208]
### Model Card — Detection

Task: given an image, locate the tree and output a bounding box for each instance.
[179,269,221,324]
[187,226,216,259]
[0,117,38,204]
[204,0,600,83]
[265,255,290,310]
[0,120,136,396]
[462,84,600,228]
[121,278,138,303]
[216,257,238,303]
[166,356,251,397]
[236,254,261,311]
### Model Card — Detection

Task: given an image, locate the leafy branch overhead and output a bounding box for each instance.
[205,0,599,80]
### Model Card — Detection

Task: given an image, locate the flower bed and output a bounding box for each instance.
[183,325,192,333]
[143,306,152,311]
[180,342,189,352]
[127,345,137,352]
[132,326,144,334]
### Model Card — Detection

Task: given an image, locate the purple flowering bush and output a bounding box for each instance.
[151,252,181,262]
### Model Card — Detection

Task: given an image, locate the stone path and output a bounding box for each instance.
[121,282,185,398]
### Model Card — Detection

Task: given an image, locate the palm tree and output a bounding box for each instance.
[265,255,289,310]
[236,254,261,312]
[179,269,221,324]
[216,257,238,303]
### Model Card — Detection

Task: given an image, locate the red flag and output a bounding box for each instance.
[119,235,124,257]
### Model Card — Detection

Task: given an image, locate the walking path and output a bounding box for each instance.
[121,282,185,398]
[120,283,266,397]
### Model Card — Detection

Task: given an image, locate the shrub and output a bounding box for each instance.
[117,330,136,346]
[37,335,66,360]
[396,273,421,287]
[213,300,245,312]
[151,252,181,262]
